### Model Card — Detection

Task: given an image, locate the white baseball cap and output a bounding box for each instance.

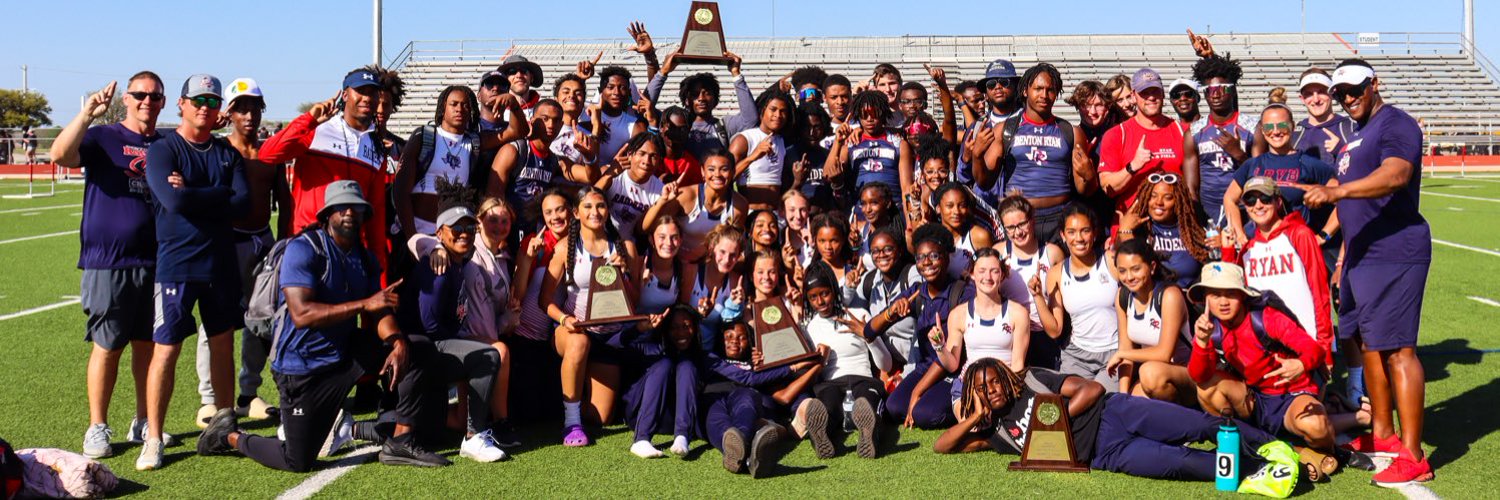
[1168,78,1199,94]
[225,78,263,107]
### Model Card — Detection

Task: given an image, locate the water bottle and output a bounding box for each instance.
[1216,410,1240,492]
[842,389,855,431]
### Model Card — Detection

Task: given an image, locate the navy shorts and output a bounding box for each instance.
[81,268,155,350]
[153,281,243,345]
[1338,262,1428,351]
[1249,390,1314,439]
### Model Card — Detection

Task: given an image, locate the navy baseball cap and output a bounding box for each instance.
[342,69,382,90]
[981,59,1018,81]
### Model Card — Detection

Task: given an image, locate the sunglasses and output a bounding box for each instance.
[1148,173,1179,184]
[503,68,525,76]
[187,96,222,109]
[480,78,505,89]
[447,223,478,234]
[1170,89,1197,100]
[915,251,944,263]
[1332,79,1372,102]
[1204,83,1235,96]
[1240,192,1277,207]
[799,87,820,102]
[127,91,165,102]
[983,78,1017,91]
[1261,122,1294,132]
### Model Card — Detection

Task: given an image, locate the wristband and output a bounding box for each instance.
[1316,230,1330,241]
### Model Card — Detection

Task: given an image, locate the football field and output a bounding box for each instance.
[1,176,1497,499]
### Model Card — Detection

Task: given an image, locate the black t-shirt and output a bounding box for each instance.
[986,368,1106,461]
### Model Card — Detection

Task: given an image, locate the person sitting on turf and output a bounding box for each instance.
[197,180,448,471]
[932,360,1299,486]
[800,260,892,459]
[703,318,822,477]
[1187,262,1371,479]
[1104,238,1195,405]
[884,223,969,431]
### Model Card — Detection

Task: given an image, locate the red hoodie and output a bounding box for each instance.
[1242,211,1333,367]
[260,113,390,272]
[1189,306,1326,396]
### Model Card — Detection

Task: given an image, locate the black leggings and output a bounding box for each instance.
[237,363,359,472]
[812,376,886,443]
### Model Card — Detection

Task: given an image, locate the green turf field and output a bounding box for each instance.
[1,176,1497,499]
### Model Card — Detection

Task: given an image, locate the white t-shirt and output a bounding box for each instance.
[805,308,891,380]
[605,173,663,242]
[416,128,473,195]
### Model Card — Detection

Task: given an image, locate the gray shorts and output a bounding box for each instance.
[81,267,155,350]
[1059,344,1121,393]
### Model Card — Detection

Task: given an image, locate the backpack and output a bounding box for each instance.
[999,114,1075,190]
[411,123,487,195]
[1208,290,1308,378]
[1116,282,1190,348]
[244,232,332,341]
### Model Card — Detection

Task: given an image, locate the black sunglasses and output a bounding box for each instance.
[127,91,165,102]
[1332,79,1372,102]
[983,78,1017,91]
[1240,192,1278,207]
[1170,89,1197,100]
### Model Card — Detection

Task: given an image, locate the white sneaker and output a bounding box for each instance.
[196,405,217,429]
[135,438,163,471]
[459,430,508,463]
[319,410,355,458]
[82,423,113,458]
[126,418,178,447]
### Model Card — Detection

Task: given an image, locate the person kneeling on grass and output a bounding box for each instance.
[1187,262,1373,480]
[933,359,1299,486]
[197,181,449,471]
[704,318,822,476]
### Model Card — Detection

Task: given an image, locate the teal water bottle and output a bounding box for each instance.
[1216,410,1240,491]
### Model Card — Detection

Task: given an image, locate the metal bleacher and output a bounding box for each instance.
[388,32,1500,144]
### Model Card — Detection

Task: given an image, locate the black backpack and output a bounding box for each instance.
[1209,290,1308,376]
[998,114,1075,190]
[1117,282,1191,349]
[410,124,488,195]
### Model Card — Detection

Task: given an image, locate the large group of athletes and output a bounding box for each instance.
[55,24,1433,490]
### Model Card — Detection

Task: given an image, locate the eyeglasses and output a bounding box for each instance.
[187,96,222,109]
[1002,220,1031,233]
[1169,89,1197,100]
[983,78,1017,91]
[915,251,944,263]
[1204,83,1236,96]
[1332,79,1372,102]
[1148,173,1179,184]
[127,91,165,102]
[1261,122,1294,132]
[447,223,478,234]
[1240,192,1277,207]
[871,245,897,256]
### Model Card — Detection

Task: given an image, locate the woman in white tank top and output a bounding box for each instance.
[1037,205,1121,392]
[729,92,794,210]
[637,151,747,263]
[1108,238,1196,405]
[996,193,1065,370]
[942,249,1029,416]
[933,183,994,280]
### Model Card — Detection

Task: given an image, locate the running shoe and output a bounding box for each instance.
[82,423,113,458]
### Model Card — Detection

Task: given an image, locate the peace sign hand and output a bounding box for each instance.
[84,81,117,120]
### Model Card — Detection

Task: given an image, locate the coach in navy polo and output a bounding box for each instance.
[137,74,250,471]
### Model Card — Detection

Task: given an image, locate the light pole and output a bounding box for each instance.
[373,0,383,66]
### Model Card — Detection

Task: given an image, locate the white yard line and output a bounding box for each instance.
[0,203,78,214]
[275,445,380,500]
[1396,483,1441,500]
[1469,296,1500,308]
[0,230,77,245]
[0,296,81,321]
[1434,239,1500,258]
[1421,191,1500,203]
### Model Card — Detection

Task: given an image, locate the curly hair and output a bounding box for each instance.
[912,222,955,254]
[434,176,478,214]
[791,66,829,91]
[376,66,406,110]
[553,74,587,96]
[679,72,721,108]
[1126,178,1210,263]
[431,85,480,133]
[915,135,954,165]
[1192,54,1243,85]
[1064,80,1110,109]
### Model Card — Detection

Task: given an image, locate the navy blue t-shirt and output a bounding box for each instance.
[399,253,466,341]
[1148,221,1202,288]
[1234,151,1335,225]
[272,230,381,376]
[1335,105,1430,266]
[145,131,249,283]
[1294,114,1355,166]
[78,123,161,269]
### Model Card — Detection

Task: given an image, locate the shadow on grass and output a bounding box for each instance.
[1416,338,1486,383]
[1425,376,1500,469]
[761,463,829,478]
[110,477,150,497]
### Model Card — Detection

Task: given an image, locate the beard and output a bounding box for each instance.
[330,222,361,241]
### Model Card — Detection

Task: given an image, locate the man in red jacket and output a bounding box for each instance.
[260,67,391,271]
[1186,262,1351,477]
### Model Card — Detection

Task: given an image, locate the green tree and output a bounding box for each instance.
[94,95,127,124]
[0,89,52,128]
[297,101,317,114]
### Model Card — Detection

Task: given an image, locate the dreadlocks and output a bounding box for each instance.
[431,85,480,134]
[1020,63,1062,111]
[1127,178,1210,263]
[851,90,892,127]
[959,358,1025,425]
[1192,54,1243,85]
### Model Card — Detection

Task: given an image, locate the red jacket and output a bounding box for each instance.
[1188,306,1327,396]
[1242,212,1333,366]
[261,113,391,271]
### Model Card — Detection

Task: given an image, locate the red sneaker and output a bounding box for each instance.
[1343,432,1401,458]
[1371,452,1434,488]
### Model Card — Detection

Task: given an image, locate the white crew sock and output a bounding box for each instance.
[563,401,582,428]
[669,435,690,456]
[631,440,664,458]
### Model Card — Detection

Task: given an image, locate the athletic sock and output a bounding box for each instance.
[1346,366,1366,402]
[670,435,690,455]
[631,440,664,458]
[563,401,582,428]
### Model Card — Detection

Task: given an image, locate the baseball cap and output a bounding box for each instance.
[478,70,507,89]
[225,78,263,107]
[981,59,1018,82]
[1131,68,1163,93]
[181,74,223,98]
[435,206,477,230]
[1298,73,1334,91]
[1331,63,1375,88]
[1188,262,1262,302]
[342,69,382,90]
[1168,78,1198,94]
[1242,176,1280,198]
[318,180,372,219]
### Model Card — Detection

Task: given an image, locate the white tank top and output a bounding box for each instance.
[734,127,784,187]
[1125,284,1191,364]
[638,262,679,315]
[605,173,663,242]
[682,187,734,256]
[961,299,1016,376]
[948,228,977,279]
[415,128,473,195]
[1005,241,1048,332]
[565,239,622,333]
[1059,254,1119,352]
[595,110,640,165]
[690,262,734,324]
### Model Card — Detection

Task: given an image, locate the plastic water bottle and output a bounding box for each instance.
[1216,410,1240,492]
[842,389,855,431]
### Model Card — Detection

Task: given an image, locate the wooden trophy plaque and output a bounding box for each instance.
[677,1,731,64]
[575,257,650,327]
[1008,393,1090,473]
[751,298,818,371]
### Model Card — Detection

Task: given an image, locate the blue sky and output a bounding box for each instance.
[2,0,1492,122]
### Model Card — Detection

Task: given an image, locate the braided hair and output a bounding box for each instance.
[564,186,622,290]
[1127,178,1210,263]
[432,85,481,134]
[850,90,892,128]
[1020,63,1062,112]
[959,358,1024,426]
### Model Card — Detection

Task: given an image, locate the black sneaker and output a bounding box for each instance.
[490,419,521,448]
[747,423,788,479]
[853,398,879,459]
[1336,446,1377,472]
[353,421,387,445]
[802,399,835,459]
[197,408,238,456]
[379,434,451,467]
[720,428,746,474]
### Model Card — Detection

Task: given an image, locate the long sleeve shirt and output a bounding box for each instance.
[645,73,758,160]
[1188,306,1327,396]
[145,131,249,283]
[1242,212,1333,366]
[260,113,390,270]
